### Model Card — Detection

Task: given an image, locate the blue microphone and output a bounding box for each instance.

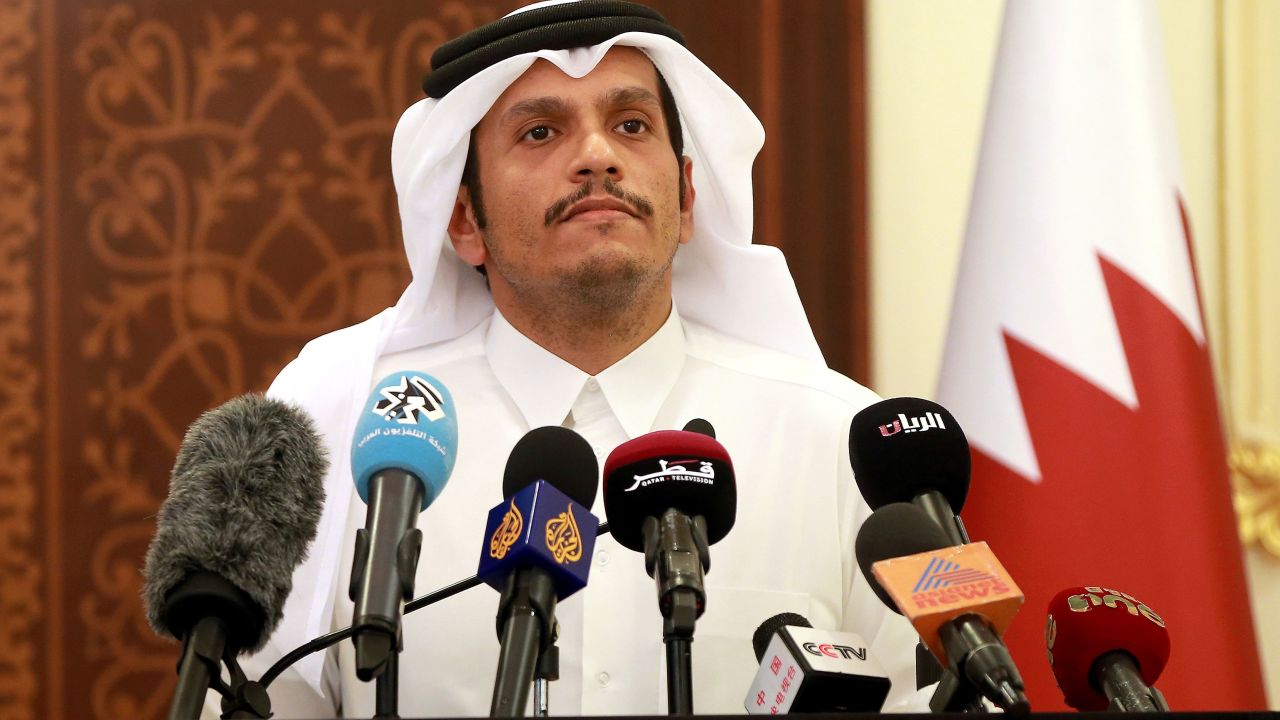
[482,426,599,717]
[349,371,457,681]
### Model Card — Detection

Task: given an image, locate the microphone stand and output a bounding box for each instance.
[350,472,424,717]
[643,510,711,715]
[489,570,557,717]
[221,655,272,719]
[1095,650,1170,712]
[258,524,615,711]
[912,490,970,547]
[376,652,399,718]
[163,572,273,720]
[170,616,227,720]
[533,638,559,716]
[913,493,997,713]
[929,668,989,713]
[168,618,274,720]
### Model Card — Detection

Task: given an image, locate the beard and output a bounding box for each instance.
[559,248,665,327]
[485,230,678,330]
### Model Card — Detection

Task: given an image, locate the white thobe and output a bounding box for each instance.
[250,306,923,717]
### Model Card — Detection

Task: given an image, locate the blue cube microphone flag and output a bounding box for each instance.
[480,427,600,716]
[478,479,598,600]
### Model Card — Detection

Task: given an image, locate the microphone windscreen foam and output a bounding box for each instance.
[351,371,458,510]
[848,397,970,513]
[752,612,812,662]
[602,429,735,552]
[142,394,328,652]
[1046,586,1171,710]
[854,502,951,612]
[502,426,599,507]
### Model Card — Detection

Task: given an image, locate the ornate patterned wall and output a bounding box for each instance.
[0,0,41,716]
[3,1,867,717]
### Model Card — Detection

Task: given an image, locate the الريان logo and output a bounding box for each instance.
[878,411,947,437]
[490,499,523,560]
[623,458,715,492]
[545,504,583,564]
[374,375,447,425]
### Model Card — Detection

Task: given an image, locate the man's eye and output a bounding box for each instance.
[522,126,555,141]
[617,119,648,135]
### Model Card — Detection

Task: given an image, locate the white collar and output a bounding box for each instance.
[485,305,686,439]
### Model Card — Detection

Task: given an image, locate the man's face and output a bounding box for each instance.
[448,47,695,316]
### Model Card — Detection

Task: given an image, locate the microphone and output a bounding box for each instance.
[143,394,328,720]
[856,502,1030,714]
[348,371,457,681]
[602,425,736,714]
[479,426,600,718]
[850,397,975,697]
[849,397,971,545]
[1046,586,1171,712]
[682,417,716,438]
[744,613,890,713]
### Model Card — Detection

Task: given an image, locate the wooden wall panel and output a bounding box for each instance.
[3,2,867,717]
[648,0,869,378]
[1,1,42,718]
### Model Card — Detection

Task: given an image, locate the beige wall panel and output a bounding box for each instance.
[868,0,1002,399]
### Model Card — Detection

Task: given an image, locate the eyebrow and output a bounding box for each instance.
[498,86,662,127]
[501,96,573,127]
[602,86,661,111]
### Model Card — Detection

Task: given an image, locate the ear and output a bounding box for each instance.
[678,155,696,246]
[448,186,487,266]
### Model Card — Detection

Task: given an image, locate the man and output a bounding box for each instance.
[250,1,923,716]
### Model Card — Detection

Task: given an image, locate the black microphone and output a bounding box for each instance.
[482,426,600,718]
[602,425,736,714]
[744,613,891,713]
[854,503,952,610]
[856,503,1030,714]
[682,417,716,438]
[348,372,458,682]
[849,398,975,701]
[849,397,971,546]
[142,394,328,720]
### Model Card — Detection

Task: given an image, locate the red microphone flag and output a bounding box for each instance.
[936,0,1265,710]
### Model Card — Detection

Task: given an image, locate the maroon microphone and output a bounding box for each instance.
[602,425,736,714]
[602,429,734,552]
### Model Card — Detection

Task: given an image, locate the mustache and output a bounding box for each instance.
[543,178,654,227]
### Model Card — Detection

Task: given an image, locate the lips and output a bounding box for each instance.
[561,197,637,222]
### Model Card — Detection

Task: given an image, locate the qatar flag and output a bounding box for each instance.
[936,0,1266,710]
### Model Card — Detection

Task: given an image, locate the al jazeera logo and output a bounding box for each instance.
[546,505,583,564]
[490,499,523,559]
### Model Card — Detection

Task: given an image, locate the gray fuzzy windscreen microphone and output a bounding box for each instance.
[142,394,328,653]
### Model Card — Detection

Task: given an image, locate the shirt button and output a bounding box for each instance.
[597,671,611,686]
[586,378,600,392]
[592,444,603,456]
[596,550,610,565]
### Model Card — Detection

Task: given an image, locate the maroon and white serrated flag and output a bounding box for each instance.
[937,0,1265,710]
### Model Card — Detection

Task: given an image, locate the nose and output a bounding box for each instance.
[570,128,623,183]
